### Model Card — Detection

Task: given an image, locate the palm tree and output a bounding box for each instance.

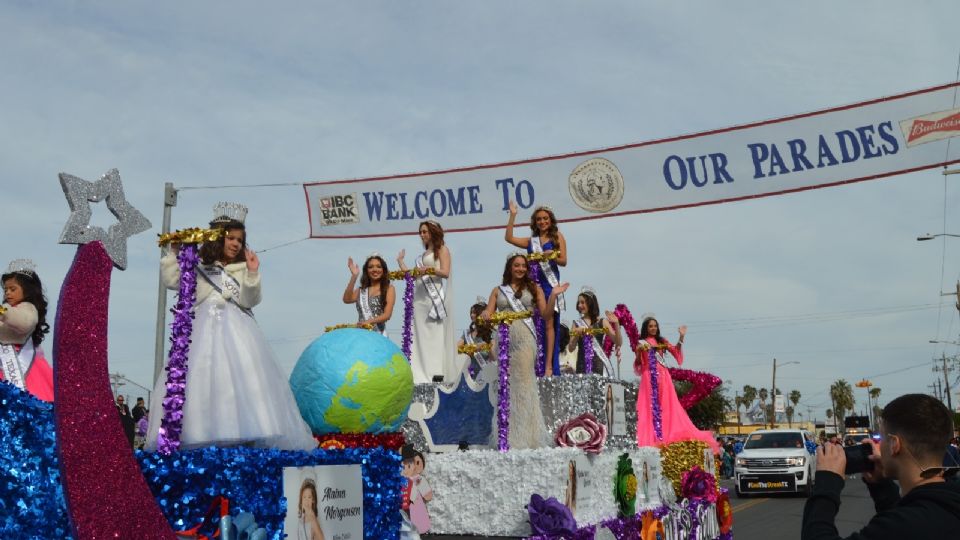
[742,385,757,424]
[830,379,855,432]
[786,405,795,427]
[868,387,882,429]
[789,389,801,409]
[758,387,769,425]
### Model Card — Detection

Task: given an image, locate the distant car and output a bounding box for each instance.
[734,429,817,498]
[844,434,872,446]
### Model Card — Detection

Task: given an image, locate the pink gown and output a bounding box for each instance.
[634,337,719,453]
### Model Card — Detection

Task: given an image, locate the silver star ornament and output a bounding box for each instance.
[59,169,152,270]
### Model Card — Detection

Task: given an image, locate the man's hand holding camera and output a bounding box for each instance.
[816,440,884,482]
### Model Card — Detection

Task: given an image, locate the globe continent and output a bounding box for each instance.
[290,328,413,434]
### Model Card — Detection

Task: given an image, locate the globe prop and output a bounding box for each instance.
[290,328,413,434]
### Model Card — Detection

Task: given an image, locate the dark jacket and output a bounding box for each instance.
[802,471,960,540]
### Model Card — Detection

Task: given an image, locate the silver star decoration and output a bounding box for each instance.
[59,168,152,270]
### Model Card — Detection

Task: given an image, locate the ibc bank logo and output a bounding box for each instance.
[899,107,960,148]
[318,194,360,226]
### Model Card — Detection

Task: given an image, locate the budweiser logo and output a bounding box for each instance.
[908,111,960,142]
[900,107,960,147]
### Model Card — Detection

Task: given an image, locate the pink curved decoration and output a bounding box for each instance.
[53,242,176,539]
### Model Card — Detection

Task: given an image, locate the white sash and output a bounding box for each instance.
[498,285,537,338]
[358,288,375,321]
[416,254,446,321]
[358,288,386,335]
[0,339,32,391]
[530,237,565,311]
[462,330,488,364]
[196,265,254,317]
[573,318,614,375]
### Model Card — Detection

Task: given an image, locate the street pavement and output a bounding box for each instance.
[724,475,876,540]
[426,475,879,539]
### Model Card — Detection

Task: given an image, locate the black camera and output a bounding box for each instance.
[843,443,875,475]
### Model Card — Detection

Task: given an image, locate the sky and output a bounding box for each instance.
[2,1,960,422]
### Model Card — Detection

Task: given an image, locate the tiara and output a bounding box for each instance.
[579,285,597,297]
[211,202,248,224]
[507,250,527,259]
[422,219,442,228]
[475,295,486,304]
[366,252,382,260]
[533,205,554,213]
[640,312,656,321]
[6,258,37,277]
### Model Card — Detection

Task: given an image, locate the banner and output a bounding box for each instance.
[304,82,960,238]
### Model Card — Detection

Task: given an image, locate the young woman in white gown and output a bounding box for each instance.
[145,203,316,451]
[481,253,568,449]
[397,221,456,384]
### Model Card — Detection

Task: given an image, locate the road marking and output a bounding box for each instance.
[732,497,768,513]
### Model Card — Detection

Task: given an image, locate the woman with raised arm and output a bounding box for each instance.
[398,220,455,384]
[504,201,567,377]
[342,254,396,334]
[567,287,621,376]
[634,316,718,452]
[481,252,568,449]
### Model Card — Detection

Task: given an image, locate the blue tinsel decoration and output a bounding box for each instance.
[0,382,72,539]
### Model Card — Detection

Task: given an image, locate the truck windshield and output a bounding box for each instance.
[744,432,804,449]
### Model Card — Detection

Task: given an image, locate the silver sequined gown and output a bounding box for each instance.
[491,287,550,449]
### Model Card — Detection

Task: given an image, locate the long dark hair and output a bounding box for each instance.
[578,292,600,323]
[639,317,666,345]
[199,220,246,265]
[468,302,492,342]
[360,255,391,307]
[298,478,318,519]
[501,255,538,301]
[529,206,560,247]
[1,271,49,347]
[419,221,445,261]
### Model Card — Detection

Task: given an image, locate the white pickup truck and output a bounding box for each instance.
[734,428,818,497]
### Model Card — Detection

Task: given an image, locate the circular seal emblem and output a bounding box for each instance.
[568,158,625,213]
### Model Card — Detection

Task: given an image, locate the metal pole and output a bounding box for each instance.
[153,183,177,386]
[771,358,777,429]
[943,354,954,412]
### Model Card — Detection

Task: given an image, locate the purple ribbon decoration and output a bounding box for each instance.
[584,333,595,374]
[648,348,663,441]
[533,308,545,377]
[497,321,511,452]
[156,245,200,454]
[401,271,414,361]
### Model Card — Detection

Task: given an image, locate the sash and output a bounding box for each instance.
[462,330,489,364]
[498,285,537,338]
[573,318,614,375]
[196,265,254,317]
[529,237,565,311]
[358,288,386,335]
[0,339,33,391]
[416,254,446,321]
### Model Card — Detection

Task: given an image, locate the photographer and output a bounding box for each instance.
[802,394,960,539]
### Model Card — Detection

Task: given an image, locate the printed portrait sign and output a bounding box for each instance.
[283,464,363,540]
[605,383,627,436]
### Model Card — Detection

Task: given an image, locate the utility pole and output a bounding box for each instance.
[771,358,777,429]
[735,391,742,435]
[153,182,177,386]
[933,353,955,412]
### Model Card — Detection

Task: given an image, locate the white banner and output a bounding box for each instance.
[605,382,627,437]
[304,83,960,238]
[775,394,786,414]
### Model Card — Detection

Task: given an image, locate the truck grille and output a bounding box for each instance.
[740,458,789,468]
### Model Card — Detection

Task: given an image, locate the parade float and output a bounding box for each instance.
[5,81,959,539]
